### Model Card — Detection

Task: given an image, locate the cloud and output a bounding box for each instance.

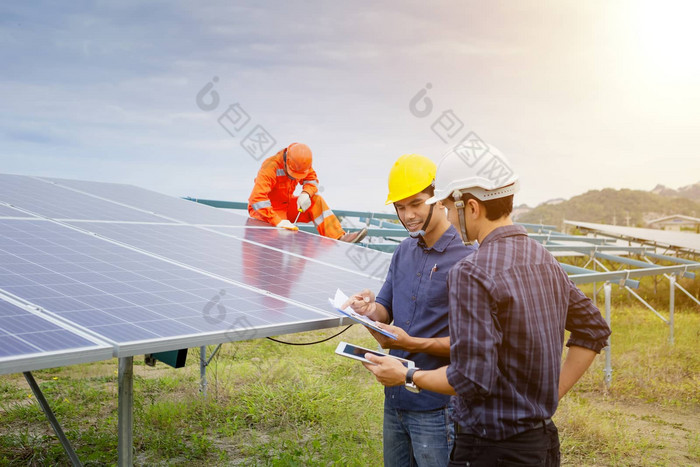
[1,1,698,212]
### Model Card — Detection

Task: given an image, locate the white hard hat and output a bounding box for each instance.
[426,142,519,204]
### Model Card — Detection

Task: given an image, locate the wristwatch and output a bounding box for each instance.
[405,368,421,393]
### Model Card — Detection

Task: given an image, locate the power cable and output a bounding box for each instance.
[266,324,353,345]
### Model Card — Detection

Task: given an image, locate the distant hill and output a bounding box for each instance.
[515,185,700,230]
[651,182,700,201]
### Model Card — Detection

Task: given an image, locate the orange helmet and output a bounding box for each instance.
[285,143,313,179]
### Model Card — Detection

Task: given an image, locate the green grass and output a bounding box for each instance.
[556,305,700,466]
[0,307,698,466]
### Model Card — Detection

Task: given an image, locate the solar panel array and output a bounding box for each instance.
[565,220,700,254]
[0,174,388,375]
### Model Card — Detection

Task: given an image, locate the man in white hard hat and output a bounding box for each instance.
[362,144,611,466]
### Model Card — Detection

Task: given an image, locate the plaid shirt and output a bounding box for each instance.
[446,225,611,440]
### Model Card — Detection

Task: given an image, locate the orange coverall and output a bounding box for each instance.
[247,149,345,239]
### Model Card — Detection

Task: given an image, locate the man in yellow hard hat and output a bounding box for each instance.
[342,154,476,467]
[248,143,367,243]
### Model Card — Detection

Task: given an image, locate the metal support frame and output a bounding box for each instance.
[23,372,83,467]
[595,252,695,279]
[591,258,668,322]
[529,234,610,244]
[669,274,675,345]
[199,344,223,396]
[566,222,699,258]
[626,286,668,323]
[561,262,640,289]
[591,253,697,345]
[592,281,596,307]
[666,275,700,307]
[200,346,207,395]
[118,357,133,467]
[603,282,613,388]
[642,257,700,308]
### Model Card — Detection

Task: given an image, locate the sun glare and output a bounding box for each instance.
[633,0,700,79]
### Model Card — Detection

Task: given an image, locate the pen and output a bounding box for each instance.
[430,263,437,279]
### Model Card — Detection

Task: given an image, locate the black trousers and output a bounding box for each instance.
[448,421,560,466]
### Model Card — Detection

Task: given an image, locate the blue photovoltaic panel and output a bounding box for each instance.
[0,174,167,222]
[40,176,252,226]
[0,298,112,375]
[0,174,389,374]
[0,219,343,356]
[211,224,393,281]
[0,204,35,218]
[63,222,385,310]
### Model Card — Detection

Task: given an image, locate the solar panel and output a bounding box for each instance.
[565,220,700,253]
[212,225,393,281]
[5,176,388,280]
[0,203,36,218]
[62,221,384,308]
[40,176,252,226]
[0,218,345,357]
[0,173,389,377]
[0,174,166,222]
[0,296,112,375]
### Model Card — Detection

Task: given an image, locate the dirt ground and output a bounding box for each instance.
[575,394,700,466]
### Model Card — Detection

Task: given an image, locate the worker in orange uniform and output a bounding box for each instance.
[248,143,368,243]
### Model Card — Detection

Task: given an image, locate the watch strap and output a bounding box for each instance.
[405,367,418,385]
[405,367,421,393]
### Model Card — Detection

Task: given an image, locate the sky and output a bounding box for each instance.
[2,0,699,213]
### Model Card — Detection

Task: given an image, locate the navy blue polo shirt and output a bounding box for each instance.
[376,224,476,411]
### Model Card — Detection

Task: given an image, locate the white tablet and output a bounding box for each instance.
[335,341,415,367]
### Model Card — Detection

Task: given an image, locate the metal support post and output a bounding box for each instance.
[118,357,134,467]
[23,372,83,467]
[200,344,223,396]
[669,274,675,345]
[603,282,612,388]
[667,277,700,307]
[592,281,597,307]
[200,345,207,395]
[592,257,597,307]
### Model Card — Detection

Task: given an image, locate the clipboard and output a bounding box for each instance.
[328,288,398,340]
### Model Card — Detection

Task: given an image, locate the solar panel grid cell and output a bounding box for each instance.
[40,176,251,226]
[0,299,112,374]
[0,204,34,218]
[0,336,39,357]
[0,175,166,222]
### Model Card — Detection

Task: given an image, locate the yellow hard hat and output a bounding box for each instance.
[385,154,437,205]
